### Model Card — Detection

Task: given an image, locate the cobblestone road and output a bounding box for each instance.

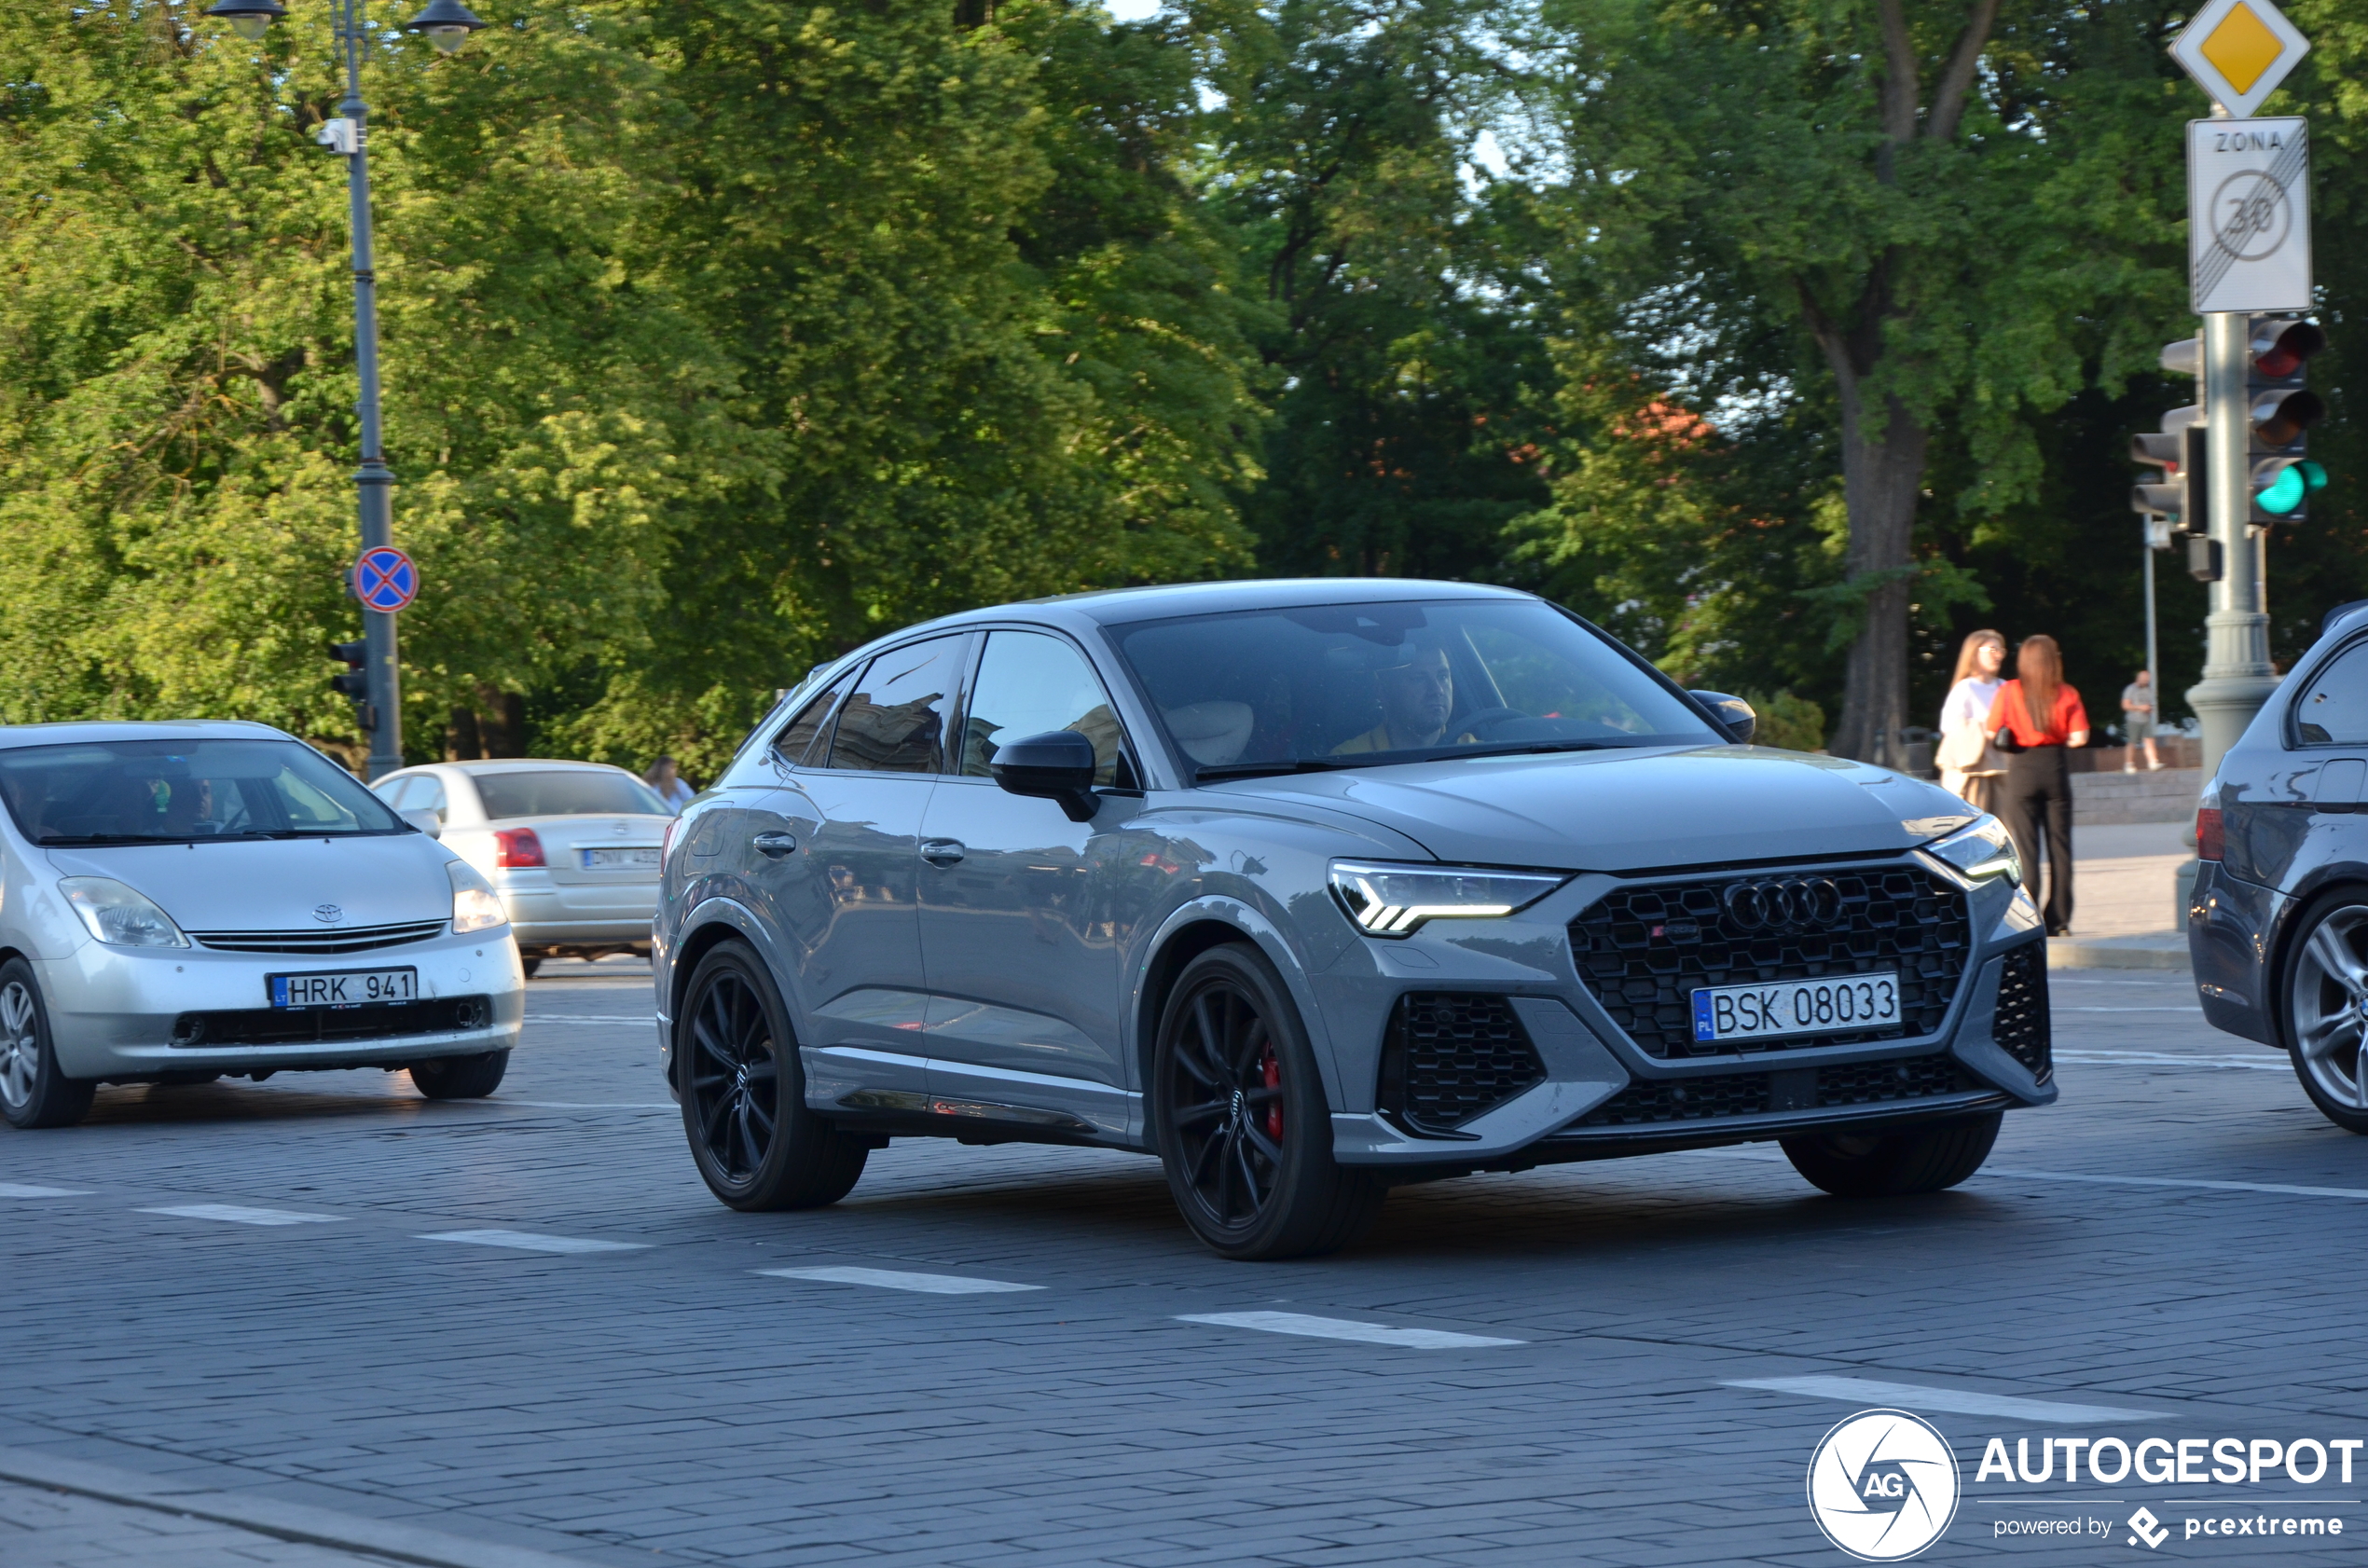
[6,961,2364,1566]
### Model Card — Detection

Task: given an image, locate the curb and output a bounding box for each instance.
[0,1446,589,1568]
[2048,938,2188,971]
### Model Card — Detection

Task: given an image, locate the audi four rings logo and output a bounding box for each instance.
[1723,877,1844,930]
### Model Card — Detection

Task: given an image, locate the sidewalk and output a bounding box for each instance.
[2044,818,2191,970]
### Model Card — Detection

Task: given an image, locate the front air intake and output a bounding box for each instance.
[1377,994,1546,1136]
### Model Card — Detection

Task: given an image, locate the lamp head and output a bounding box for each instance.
[403,0,486,53]
[203,0,286,40]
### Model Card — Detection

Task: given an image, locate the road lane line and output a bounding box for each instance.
[759,1265,1041,1295]
[1177,1311,1524,1349]
[0,1183,90,1198]
[1725,1375,2165,1424]
[2056,1049,2284,1069]
[420,1230,649,1254]
[520,1014,657,1024]
[1683,1148,2368,1200]
[137,1204,336,1226]
[2059,1006,2202,1013]
[498,1101,678,1110]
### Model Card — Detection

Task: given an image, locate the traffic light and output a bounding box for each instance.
[2130,405,2204,532]
[2247,315,2328,522]
[328,640,376,732]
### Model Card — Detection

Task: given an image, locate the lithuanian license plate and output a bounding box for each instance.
[268,968,417,1010]
[1690,971,1900,1045]
[581,847,661,870]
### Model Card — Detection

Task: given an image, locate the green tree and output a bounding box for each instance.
[1533,0,2191,763]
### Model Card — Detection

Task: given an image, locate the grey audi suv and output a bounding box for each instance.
[654,580,2054,1259]
[2191,601,2368,1131]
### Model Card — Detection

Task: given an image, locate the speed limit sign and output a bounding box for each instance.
[2188,117,2310,314]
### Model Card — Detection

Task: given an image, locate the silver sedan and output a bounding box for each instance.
[369,760,673,971]
[0,722,524,1129]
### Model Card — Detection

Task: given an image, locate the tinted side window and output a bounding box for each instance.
[825,636,968,774]
[774,668,857,767]
[959,631,1125,786]
[2296,641,2368,745]
[374,777,416,809]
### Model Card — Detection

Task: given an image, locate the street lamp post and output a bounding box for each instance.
[202,0,485,780]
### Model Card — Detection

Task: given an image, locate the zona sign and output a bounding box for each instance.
[353,545,419,612]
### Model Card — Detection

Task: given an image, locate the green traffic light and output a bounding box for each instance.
[2302,460,2328,492]
[2257,465,2309,516]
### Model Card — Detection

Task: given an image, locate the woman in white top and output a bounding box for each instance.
[1934,629,2007,810]
[643,755,696,813]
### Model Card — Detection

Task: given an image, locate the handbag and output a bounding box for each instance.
[1934,724,1989,773]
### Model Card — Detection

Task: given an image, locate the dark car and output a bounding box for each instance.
[2190,603,2368,1130]
[652,580,2055,1259]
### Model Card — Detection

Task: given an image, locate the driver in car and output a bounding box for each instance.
[1332,644,1479,754]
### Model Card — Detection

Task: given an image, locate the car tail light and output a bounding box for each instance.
[493,827,546,868]
[662,816,681,863]
[2196,806,2223,862]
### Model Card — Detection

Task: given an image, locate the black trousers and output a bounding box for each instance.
[1999,745,2073,934]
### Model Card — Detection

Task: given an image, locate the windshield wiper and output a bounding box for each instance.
[40,831,270,846]
[1194,758,1362,783]
[1441,739,1639,762]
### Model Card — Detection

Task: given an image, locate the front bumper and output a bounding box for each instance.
[1315,858,2052,1170]
[38,928,525,1081]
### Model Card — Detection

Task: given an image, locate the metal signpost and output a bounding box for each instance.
[2170,0,2312,779]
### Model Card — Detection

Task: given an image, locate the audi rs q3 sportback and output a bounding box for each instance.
[653,581,2054,1259]
[2190,602,2368,1132]
[0,722,525,1131]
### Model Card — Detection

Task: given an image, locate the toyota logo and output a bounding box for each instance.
[1721,878,1843,931]
[311,903,345,925]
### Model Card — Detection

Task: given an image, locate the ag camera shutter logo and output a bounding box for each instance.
[1807,1409,1962,1561]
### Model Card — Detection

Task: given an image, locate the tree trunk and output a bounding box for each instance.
[445,707,483,762]
[475,687,526,758]
[1824,362,1928,768]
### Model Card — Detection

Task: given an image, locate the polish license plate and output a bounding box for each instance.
[1690,971,1900,1045]
[581,847,661,870]
[268,969,417,1010]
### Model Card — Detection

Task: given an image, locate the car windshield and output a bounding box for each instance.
[0,737,406,845]
[1108,598,1718,776]
[475,770,668,818]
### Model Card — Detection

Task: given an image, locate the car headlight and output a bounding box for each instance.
[59,878,189,948]
[1328,860,1567,937]
[448,859,508,935]
[1921,815,2020,886]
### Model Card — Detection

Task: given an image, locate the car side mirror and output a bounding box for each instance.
[400,807,444,840]
[1689,691,1756,745]
[989,730,1099,822]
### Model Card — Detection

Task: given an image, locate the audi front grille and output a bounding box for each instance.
[1568,862,1972,1058]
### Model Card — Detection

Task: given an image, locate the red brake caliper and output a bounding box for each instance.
[1262,1046,1284,1142]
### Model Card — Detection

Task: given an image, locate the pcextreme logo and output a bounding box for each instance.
[1807,1409,1962,1561]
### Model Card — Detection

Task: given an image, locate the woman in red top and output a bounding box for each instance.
[1986,634,2089,935]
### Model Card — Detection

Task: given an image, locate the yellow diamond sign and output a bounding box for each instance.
[2173,0,2310,117]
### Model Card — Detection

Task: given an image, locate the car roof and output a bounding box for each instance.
[404,759,637,777]
[866,578,1537,649]
[0,719,290,750]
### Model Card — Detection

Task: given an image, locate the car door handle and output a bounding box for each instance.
[918,838,966,866]
[751,832,799,858]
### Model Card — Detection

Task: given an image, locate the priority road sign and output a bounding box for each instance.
[2171,0,2309,119]
[2188,117,2310,313]
[353,545,419,613]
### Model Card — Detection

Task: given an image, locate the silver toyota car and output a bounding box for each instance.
[654,581,2052,1259]
[0,722,525,1130]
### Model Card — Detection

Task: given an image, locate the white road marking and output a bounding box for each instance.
[0,1183,90,1198]
[138,1204,336,1226]
[2059,1005,2202,1012]
[499,1101,678,1110]
[1725,1375,2165,1424]
[1979,1166,2368,1201]
[521,1014,658,1024]
[1177,1311,1524,1349]
[420,1230,648,1254]
[759,1265,1041,1295]
[2057,1049,2284,1070]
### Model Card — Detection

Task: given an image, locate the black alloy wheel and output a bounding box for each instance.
[1151,944,1382,1260]
[679,942,867,1211]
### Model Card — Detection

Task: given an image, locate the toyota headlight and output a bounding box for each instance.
[59,877,189,948]
[1329,860,1567,937]
[448,859,508,935]
[1921,816,2020,887]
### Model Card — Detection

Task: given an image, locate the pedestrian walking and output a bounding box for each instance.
[1934,629,2008,811]
[1987,634,2088,937]
[2119,670,2162,771]
[644,755,695,813]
